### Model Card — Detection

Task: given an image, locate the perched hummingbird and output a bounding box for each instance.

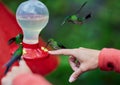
[8,34,23,45]
[46,39,66,50]
[61,1,91,25]
[4,44,23,74]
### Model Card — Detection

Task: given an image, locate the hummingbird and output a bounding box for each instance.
[61,1,91,25]
[8,34,23,45]
[4,44,23,74]
[46,38,66,50]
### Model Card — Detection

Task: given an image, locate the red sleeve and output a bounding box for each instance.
[12,73,52,85]
[98,48,120,72]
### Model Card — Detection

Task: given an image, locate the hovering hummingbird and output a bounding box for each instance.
[8,34,23,45]
[46,39,66,50]
[61,1,91,25]
[4,44,23,74]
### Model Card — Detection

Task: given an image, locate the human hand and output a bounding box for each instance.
[49,47,100,83]
[1,60,32,85]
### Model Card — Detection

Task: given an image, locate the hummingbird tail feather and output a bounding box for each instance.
[3,56,19,74]
[4,66,10,74]
[85,13,91,20]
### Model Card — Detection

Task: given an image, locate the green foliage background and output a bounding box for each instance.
[2,0,120,85]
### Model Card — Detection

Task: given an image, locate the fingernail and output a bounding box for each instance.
[69,77,75,83]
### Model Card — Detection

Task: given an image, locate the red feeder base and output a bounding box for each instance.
[22,43,49,75]
[10,42,59,76]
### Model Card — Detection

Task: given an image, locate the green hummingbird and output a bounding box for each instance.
[8,34,23,45]
[61,1,91,25]
[46,38,66,50]
[4,44,23,74]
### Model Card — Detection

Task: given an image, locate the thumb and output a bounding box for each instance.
[69,64,86,83]
[69,69,82,83]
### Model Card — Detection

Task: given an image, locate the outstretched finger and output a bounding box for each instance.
[48,49,77,56]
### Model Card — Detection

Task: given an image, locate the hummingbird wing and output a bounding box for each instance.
[45,42,49,48]
[74,1,88,15]
[45,39,52,48]
[58,42,66,49]
[8,37,16,45]
[15,34,23,44]
[47,40,60,50]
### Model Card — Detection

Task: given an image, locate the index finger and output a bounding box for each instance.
[48,49,77,56]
